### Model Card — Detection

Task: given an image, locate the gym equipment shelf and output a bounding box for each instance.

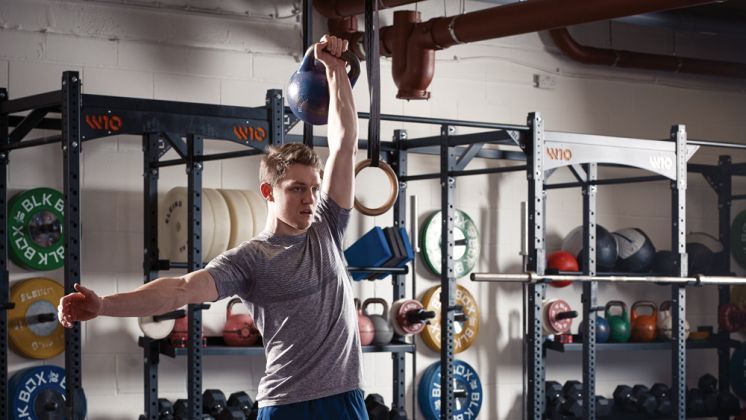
[545,335,740,352]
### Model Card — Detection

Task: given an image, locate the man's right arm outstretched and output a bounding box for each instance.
[57,269,218,328]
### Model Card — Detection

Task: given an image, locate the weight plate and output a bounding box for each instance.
[731,342,746,399]
[204,188,231,261]
[9,365,87,420]
[543,299,574,335]
[242,190,267,237]
[420,284,480,353]
[138,315,176,340]
[160,187,216,263]
[8,188,65,271]
[418,360,483,420]
[9,278,64,359]
[391,299,427,336]
[420,209,479,278]
[219,189,254,249]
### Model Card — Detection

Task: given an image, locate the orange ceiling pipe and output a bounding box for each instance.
[314,0,419,19]
[323,0,723,99]
[549,28,746,79]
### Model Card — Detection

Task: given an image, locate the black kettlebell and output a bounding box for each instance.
[287,46,360,125]
[605,300,631,342]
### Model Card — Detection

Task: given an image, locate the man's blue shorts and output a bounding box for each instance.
[257,389,369,420]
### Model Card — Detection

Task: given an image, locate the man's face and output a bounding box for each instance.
[264,164,321,234]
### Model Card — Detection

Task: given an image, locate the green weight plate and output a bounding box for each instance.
[731,210,746,269]
[420,209,479,278]
[731,342,746,399]
[8,188,65,271]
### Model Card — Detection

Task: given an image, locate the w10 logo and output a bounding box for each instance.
[84,114,122,132]
[650,155,673,171]
[546,147,572,161]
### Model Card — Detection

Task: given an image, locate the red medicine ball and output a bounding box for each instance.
[547,250,579,288]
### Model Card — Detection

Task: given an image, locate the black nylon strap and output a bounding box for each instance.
[364,0,380,167]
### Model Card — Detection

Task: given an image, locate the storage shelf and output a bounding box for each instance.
[139,337,414,357]
[545,334,738,353]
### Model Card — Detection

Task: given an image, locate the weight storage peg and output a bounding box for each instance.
[362,298,394,346]
[223,297,260,347]
[389,298,435,336]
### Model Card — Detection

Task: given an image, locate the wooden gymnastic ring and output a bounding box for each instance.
[354,160,399,216]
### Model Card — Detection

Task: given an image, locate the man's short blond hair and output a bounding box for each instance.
[260,143,322,186]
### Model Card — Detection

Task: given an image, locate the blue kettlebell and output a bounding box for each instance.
[287,46,360,125]
[579,307,611,343]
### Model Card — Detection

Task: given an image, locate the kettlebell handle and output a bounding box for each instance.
[631,300,657,322]
[605,300,628,317]
[299,46,361,87]
[226,297,243,318]
[362,297,390,320]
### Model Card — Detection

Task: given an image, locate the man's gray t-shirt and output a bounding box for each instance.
[205,193,362,408]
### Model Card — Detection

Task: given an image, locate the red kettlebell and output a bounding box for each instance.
[168,311,206,348]
[356,298,375,346]
[630,301,657,342]
[547,250,579,288]
[223,298,260,347]
[287,46,360,125]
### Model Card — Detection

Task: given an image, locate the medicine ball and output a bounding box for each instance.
[546,250,579,288]
[613,228,656,273]
[687,232,724,275]
[561,225,618,271]
[652,250,677,274]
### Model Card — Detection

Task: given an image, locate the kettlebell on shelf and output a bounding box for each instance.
[287,46,361,125]
[578,307,610,343]
[222,297,261,347]
[169,311,207,348]
[657,300,690,340]
[363,298,394,346]
[630,300,657,342]
[605,300,631,343]
[356,298,375,346]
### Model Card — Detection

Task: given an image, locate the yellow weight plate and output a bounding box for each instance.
[732,285,746,309]
[9,277,64,359]
[420,284,480,354]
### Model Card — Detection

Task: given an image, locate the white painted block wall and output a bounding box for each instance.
[2,0,746,418]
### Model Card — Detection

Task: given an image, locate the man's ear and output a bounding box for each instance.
[260,182,273,202]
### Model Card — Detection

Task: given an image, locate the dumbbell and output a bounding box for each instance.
[216,407,246,420]
[596,396,612,418]
[561,380,583,417]
[158,398,174,420]
[204,389,228,417]
[389,406,408,420]
[698,373,719,413]
[613,385,656,415]
[650,383,672,416]
[687,388,706,416]
[364,393,389,420]
[228,391,257,420]
[545,381,565,419]
[173,399,215,420]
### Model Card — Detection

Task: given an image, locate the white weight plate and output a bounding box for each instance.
[242,190,268,237]
[219,189,254,249]
[138,316,175,339]
[204,188,231,261]
[161,187,216,263]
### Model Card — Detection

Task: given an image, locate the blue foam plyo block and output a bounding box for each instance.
[398,227,415,266]
[344,226,392,280]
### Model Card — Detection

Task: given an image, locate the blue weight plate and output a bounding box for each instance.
[418,360,483,420]
[9,365,87,420]
[731,342,746,399]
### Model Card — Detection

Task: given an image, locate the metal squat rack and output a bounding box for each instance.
[0,71,416,420]
[470,115,746,420]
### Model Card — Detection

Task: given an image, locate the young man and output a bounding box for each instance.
[57,35,368,419]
